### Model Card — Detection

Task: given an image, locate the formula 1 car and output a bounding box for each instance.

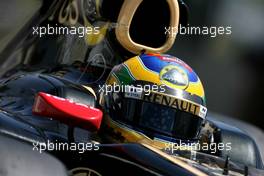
[0,58,264,176]
[0,0,264,176]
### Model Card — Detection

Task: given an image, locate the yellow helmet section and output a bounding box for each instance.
[110,54,205,102]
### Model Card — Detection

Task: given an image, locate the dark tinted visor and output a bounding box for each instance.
[109,96,203,140]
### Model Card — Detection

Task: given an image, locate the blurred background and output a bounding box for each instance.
[0,0,263,130]
[170,0,264,130]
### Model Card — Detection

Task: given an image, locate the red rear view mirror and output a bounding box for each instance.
[32,92,103,132]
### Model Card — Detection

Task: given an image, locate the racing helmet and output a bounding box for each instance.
[100,54,207,148]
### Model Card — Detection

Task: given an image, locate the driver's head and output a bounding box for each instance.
[100,53,207,148]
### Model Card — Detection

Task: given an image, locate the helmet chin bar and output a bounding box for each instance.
[115,0,180,54]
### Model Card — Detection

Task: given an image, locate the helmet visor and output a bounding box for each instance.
[111,96,204,140]
[138,101,203,139]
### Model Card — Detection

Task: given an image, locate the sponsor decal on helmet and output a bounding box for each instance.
[143,92,207,119]
[160,65,189,89]
[199,106,207,119]
[124,87,143,100]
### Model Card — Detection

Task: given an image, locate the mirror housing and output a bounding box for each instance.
[32,92,103,132]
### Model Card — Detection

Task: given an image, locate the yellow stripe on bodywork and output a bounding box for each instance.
[85,22,109,45]
[143,144,208,176]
